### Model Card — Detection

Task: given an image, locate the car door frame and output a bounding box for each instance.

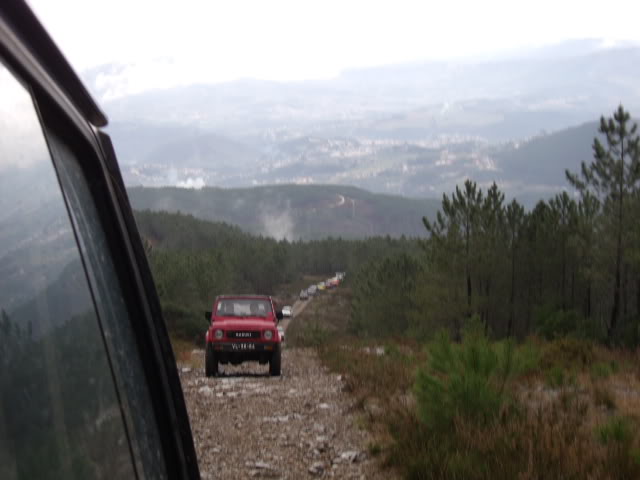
[0,2,200,478]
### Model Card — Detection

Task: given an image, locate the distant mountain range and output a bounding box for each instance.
[120,120,604,206]
[128,184,441,240]
[86,39,640,203]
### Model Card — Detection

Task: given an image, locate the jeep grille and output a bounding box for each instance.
[227,331,261,339]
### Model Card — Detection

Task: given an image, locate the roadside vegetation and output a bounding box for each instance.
[293,106,640,478]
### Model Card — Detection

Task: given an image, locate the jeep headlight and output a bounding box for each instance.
[214,329,224,340]
[264,330,273,340]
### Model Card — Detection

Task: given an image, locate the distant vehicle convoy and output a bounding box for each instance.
[309,272,346,295]
[204,295,284,377]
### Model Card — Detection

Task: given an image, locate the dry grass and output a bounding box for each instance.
[171,336,203,369]
[317,337,640,479]
[296,287,640,478]
[286,287,353,347]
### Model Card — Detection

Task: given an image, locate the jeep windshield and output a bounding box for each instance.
[216,299,271,318]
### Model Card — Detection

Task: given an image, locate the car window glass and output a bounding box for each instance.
[0,61,137,479]
[228,299,270,316]
[45,123,167,480]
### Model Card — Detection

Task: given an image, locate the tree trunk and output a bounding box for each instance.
[571,270,575,310]
[467,272,472,310]
[508,249,515,337]
[485,278,491,336]
[637,276,640,318]
[465,223,472,313]
[636,276,640,316]
[561,234,567,311]
[623,266,628,319]
[609,235,622,342]
[608,163,624,343]
[586,280,592,319]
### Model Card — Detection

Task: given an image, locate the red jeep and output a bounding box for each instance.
[204,295,284,377]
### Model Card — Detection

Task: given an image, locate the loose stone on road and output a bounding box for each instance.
[179,346,391,479]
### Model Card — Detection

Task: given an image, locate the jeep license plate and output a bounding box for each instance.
[231,343,255,351]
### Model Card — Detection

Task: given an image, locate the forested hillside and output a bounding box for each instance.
[134,210,419,342]
[129,184,440,240]
[353,108,640,346]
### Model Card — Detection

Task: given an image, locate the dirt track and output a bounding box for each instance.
[179,299,391,479]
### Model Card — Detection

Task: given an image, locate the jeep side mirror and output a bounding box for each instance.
[276,310,283,321]
[204,311,212,323]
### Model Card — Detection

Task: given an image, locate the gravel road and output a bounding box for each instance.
[179,299,391,479]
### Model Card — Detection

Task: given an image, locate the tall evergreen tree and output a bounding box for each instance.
[454,181,483,314]
[572,192,600,319]
[477,183,505,333]
[549,192,577,311]
[566,105,640,341]
[505,199,525,336]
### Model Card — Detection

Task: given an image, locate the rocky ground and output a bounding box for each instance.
[179,300,393,479]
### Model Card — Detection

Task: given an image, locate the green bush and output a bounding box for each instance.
[540,337,595,370]
[545,365,564,388]
[597,416,634,445]
[535,306,607,342]
[590,361,615,380]
[595,416,640,478]
[289,322,330,348]
[161,301,204,345]
[414,319,514,431]
[505,338,540,377]
[535,307,580,339]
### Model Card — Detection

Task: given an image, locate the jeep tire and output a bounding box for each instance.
[269,346,281,376]
[205,343,218,377]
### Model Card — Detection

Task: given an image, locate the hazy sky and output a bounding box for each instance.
[29,0,640,93]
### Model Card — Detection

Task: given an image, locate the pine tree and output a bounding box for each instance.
[505,199,525,336]
[549,191,577,312]
[566,105,640,341]
[572,192,600,319]
[424,180,483,315]
[477,183,505,333]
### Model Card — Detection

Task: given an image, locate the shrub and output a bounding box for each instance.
[161,301,204,345]
[540,337,595,371]
[515,339,541,375]
[590,361,615,380]
[546,365,566,388]
[289,322,330,348]
[535,307,605,341]
[414,320,515,431]
[367,442,382,457]
[535,307,580,339]
[594,416,640,478]
[597,416,633,445]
